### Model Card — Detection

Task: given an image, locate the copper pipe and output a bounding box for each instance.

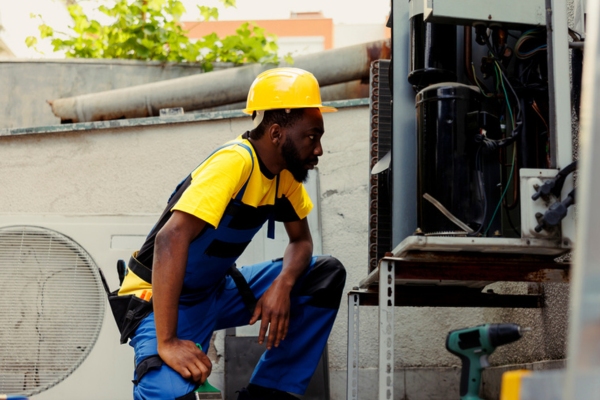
[465,26,475,84]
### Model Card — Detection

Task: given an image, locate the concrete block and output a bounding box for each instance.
[329,369,405,400]
[405,367,461,400]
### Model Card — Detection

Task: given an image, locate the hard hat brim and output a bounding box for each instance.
[242,105,338,115]
[319,106,338,113]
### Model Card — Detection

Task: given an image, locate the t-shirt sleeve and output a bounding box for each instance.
[172,148,250,228]
[275,171,314,222]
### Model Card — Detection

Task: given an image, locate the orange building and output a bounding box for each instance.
[183,12,334,51]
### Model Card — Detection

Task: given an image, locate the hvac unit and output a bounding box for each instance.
[0,214,157,400]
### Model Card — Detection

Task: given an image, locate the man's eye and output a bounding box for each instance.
[308,135,315,140]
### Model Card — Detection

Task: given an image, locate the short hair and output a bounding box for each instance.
[249,108,306,139]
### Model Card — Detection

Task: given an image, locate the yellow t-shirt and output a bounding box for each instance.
[118,135,314,298]
[172,135,313,228]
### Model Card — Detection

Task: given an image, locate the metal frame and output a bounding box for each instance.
[545,0,576,247]
[346,254,569,400]
[378,260,395,400]
[347,293,360,400]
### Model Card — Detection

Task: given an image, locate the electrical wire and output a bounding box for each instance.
[505,208,522,236]
[531,100,548,131]
[495,61,522,119]
[485,145,517,236]
[482,61,520,235]
[515,28,547,59]
[495,62,514,128]
[471,63,495,97]
[469,145,488,236]
[475,62,523,151]
[497,62,521,209]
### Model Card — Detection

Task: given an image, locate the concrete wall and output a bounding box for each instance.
[0,103,569,399]
[0,59,206,130]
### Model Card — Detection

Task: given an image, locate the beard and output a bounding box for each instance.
[281,136,311,183]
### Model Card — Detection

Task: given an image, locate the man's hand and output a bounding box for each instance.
[249,218,313,349]
[152,211,208,382]
[249,279,292,350]
[158,338,212,383]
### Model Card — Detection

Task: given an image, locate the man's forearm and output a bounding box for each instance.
[277,238,313,288]
[153,229,189,346]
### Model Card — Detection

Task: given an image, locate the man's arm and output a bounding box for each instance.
[152,210,212,383]
[249,217,313,349]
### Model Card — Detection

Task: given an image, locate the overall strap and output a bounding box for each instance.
[266,174,280,240]
[233,142,255,201]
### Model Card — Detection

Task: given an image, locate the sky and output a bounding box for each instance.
[0,0,391,58]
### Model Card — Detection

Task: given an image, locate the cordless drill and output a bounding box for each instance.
[446,323,523,400]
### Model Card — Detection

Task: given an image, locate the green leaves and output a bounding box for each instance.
[25,36,38,48]
[24,0,288,70]
[198,5,219,21]
[219,0,236,8]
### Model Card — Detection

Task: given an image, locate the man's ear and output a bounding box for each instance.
[268,123,283,145]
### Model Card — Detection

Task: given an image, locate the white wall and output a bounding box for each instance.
[0,60,207,129]
[334,23,388,49]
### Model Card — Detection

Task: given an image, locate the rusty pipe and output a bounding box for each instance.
[49,40,391,123]
[465,25,475,84]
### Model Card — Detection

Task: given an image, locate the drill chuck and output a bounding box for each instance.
[489,323,522,347]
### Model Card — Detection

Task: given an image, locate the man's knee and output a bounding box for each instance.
[314,255,346,284]
[297,256,346,309]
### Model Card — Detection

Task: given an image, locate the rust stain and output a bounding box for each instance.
[366,40,392,71]
[523,268,570,283]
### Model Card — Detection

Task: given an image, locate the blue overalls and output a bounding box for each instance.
[129,142,346,399]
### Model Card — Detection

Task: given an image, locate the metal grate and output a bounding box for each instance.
[368,59,393,273]
[0,226,105,396]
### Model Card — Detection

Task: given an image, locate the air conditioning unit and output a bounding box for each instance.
[0,214,157,400]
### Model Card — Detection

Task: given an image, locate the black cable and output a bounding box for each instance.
[475,119,523,150]
[469,146,487,237]
[531,160,578,200]
[504,206,521,236]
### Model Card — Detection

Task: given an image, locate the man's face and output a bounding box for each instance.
[281,108,325,183]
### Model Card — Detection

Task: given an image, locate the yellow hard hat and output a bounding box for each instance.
[243,67,337,114]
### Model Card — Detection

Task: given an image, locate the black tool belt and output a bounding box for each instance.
[100,256,153,344]
[101,253,257,344]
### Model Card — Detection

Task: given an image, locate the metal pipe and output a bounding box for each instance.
[464,25,475,84]
[49,40,391,123]
[569,41,585,50]
[194,80,368,113]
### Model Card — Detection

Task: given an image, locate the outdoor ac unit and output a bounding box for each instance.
[0,214,157,400]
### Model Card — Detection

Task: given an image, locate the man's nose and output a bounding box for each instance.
[314,140,323,157]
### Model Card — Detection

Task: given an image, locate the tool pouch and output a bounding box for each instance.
[100,260,153,344]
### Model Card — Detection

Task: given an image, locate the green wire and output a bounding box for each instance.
[471,63,495,97]
[483,62,517,236]
[495,61,514,128]
[484,146,516,236]
[490,53,501,92]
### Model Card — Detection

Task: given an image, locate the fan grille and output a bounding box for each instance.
[0,226,105,396]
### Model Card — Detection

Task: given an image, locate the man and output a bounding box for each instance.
[114,67,346,400]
